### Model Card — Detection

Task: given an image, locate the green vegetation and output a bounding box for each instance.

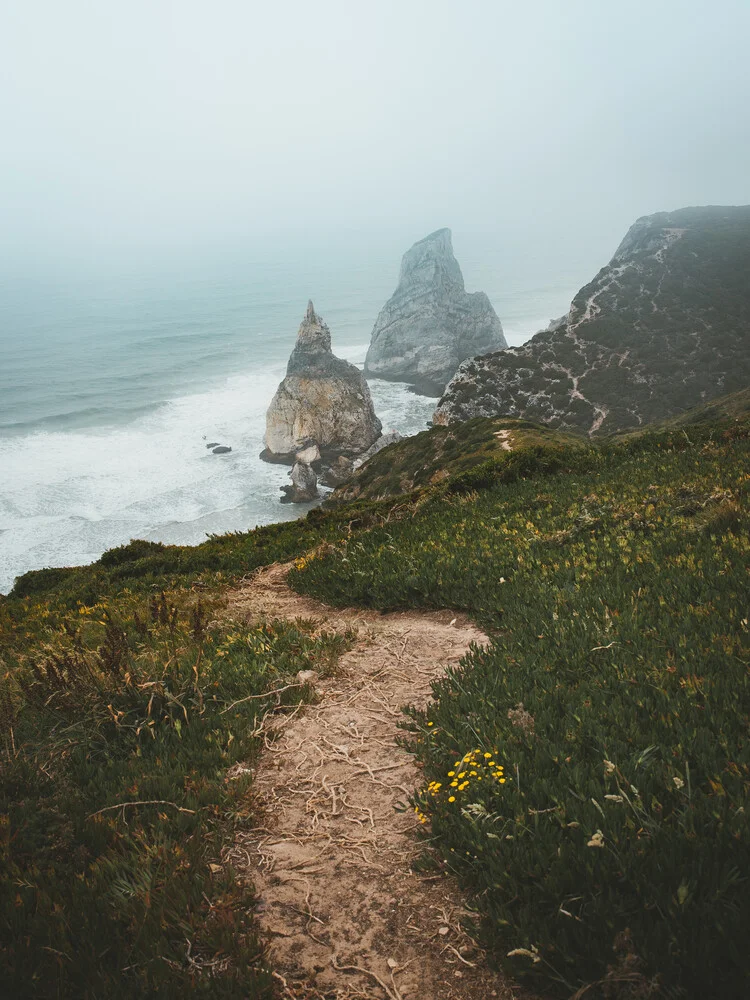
[8,518,330,607]
[332,416,587,503]
[613,385,750,437]
[292,418,750,998]
[2,400,749,998]
[1,586,349,998]
[437,206,750,434]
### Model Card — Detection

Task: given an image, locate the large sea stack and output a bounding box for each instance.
[263,301,382,464]
[434,206,750,435]
[364,228,506,395]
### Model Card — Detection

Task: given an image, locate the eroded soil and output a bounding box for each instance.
[224,563,522,1000]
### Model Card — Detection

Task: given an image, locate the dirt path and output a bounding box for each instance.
[494,428,513,450]
[224,563,520,1000]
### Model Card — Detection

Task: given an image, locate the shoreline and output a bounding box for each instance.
[0,372,436,596]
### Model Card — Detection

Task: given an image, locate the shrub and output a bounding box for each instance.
[98,538,168,566]
[9,565,81,598]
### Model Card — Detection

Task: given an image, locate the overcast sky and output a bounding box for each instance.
[1,0,749,269]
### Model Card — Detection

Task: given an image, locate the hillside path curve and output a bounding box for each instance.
[224,563,522,1000]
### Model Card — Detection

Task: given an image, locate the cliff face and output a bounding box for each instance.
[263,301,382,462]
[364,228,506,394]
[434,206,750,434]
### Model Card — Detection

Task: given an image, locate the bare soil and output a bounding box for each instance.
[494,428,513,450]
[224,563,525,1000]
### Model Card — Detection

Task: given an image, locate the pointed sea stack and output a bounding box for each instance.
[364,228,506,394]
[262,301,382,463]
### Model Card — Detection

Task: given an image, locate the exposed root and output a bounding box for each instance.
[225,563,526,1000]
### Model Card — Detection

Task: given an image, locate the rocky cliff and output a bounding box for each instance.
[263,301,382,462]
[364,228,506,394]
[434,206,750,434]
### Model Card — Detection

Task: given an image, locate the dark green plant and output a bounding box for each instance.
[291,420,750,997]
[0,591,348,998]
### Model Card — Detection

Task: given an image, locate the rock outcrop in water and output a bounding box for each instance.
[364,228,506,394]
[280,461,319,504]
[262,301,382,463]
[434,206,750,435]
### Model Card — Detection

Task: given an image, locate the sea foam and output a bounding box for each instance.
[0,351,435,593]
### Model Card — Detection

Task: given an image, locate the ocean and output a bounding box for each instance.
[0,236,594,594]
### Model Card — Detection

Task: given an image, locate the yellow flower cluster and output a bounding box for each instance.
[413,748,510,826]
[293,550,322,571]
[445,749,507,802]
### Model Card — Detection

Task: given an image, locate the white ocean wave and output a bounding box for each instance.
[0,363,435,593]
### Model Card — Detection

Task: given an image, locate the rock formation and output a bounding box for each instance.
[434,206,750,435]
[364,228,506,394]
[280,461,319,504]
[263,301,382,463]
[352,430,403,469]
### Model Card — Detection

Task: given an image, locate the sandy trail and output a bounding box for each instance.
[494,428,513,450]
[224,563,521,1000]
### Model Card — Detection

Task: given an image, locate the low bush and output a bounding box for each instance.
[98,538,168,566]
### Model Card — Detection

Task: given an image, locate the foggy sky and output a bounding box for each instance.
[1,0,749,270]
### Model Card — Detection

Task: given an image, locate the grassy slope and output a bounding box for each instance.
[330,416,587,503]
[292,414,750,998]
[2,395,749,998]
[611,384,750,437]
[329,389,749,508]
[1,585,350,999]
[436,207,750,435]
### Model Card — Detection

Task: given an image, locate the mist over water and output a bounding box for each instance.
[2,0,746,593]
[0,236,593,593]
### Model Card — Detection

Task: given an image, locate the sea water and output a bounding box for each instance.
[0,237,592,594]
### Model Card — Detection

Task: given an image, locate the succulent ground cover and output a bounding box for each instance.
[2,398,748,998]
[330,416,587,503]
[291,418,750,997]
[0,587,349,998]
